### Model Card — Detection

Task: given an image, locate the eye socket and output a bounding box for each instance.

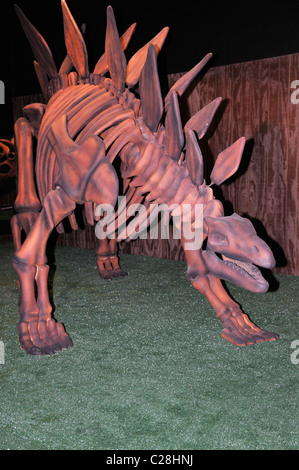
[210,232,229,246]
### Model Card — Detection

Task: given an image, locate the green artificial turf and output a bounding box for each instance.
[0,240,298,450]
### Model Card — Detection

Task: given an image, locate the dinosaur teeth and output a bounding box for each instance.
[221,255,261,279]
[202,250,269,293]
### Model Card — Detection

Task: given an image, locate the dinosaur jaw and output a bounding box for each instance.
[202,249,269,293]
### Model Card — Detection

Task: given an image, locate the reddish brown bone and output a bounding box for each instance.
[126,27,169,87]
[61,0,89,79]
[14,118,41,213]
[139,44,163,133]
[14,5,57,79]
[94,23,136,75]
[11,1,278,356]
[105,6,127,92]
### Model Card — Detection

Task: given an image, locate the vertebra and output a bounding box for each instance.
[10,1,278,355]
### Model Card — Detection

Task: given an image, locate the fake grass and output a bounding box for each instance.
[0,240,298,450]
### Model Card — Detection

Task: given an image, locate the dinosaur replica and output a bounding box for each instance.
[11,1,278,355]
[0,138,15,188]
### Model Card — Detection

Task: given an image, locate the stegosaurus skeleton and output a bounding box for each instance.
[11,1,278,355]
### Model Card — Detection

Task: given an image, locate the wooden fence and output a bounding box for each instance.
[11,52,299,275]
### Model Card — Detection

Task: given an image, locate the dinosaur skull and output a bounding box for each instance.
[202,213,275,293]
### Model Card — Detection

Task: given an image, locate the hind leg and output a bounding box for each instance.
[95,237,128,280]
[13,187,75,355]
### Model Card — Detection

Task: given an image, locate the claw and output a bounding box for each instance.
[220,311,279,346]
[96,254,128,280]
[18,319,73,355]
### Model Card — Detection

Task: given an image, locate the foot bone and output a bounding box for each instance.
[220,310,279,346]
[97,255,128,280]
[18,319,73,355]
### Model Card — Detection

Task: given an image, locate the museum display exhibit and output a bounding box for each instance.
[0,0,298,451]
[8,1,281,355]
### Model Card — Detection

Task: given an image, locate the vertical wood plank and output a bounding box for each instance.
[11,54,299,275]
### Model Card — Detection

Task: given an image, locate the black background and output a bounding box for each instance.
[1,0,299,137]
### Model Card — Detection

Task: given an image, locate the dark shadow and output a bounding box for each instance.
[0,177,15,196]
[224,138,255,185]
[211,184,234,215]
[242,213,287,292]
[207,137,255,214]
[205,97,229,142]
[172,53,220,138]
[201,99,230,181]
[46,229,59,315]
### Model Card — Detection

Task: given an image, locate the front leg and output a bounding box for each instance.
[11,117,42,250]
[200,274,278,345]
[13,260,73,355]
[183,237,278,346]
[13,187,76,355]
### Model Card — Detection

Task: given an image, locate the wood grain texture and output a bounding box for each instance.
[12,53,299,275]
[172,53,299,275]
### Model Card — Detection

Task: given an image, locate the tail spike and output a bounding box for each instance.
[104,6,127,92]
[126,27,169,88]
[185,130,204,186]
[14,5,57,79]
[165,53,213,108]
[61,0,89,79]
[139,44,163,133]
[185,97,222,140]
[165,91,184,160]
[94,23,136,76]
[210,137,246,186]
